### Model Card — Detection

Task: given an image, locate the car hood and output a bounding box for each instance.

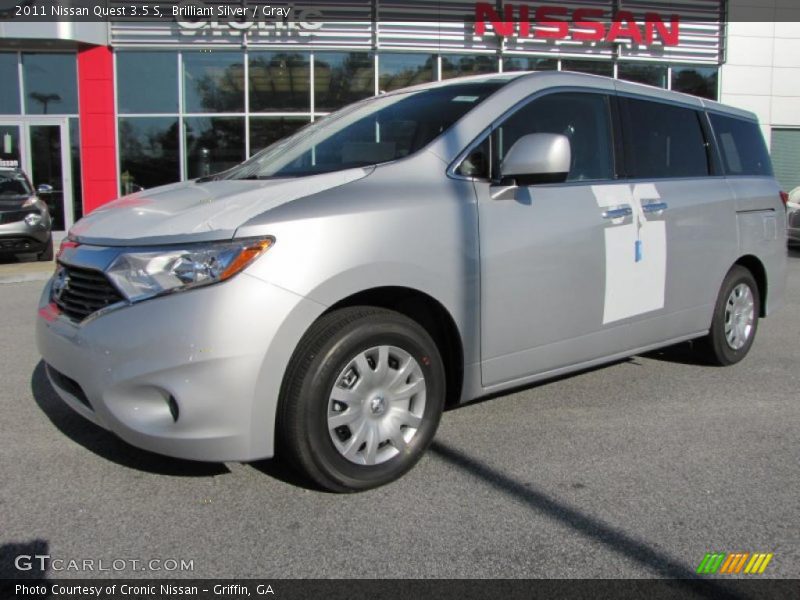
[69,168,370,246]
[0,194,33,210]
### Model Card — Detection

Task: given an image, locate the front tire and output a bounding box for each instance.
[697,265,760,366]
[277,307,446,492]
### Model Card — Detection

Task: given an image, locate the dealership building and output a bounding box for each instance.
[1,0,798,234]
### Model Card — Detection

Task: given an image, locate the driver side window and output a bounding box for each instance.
[485,92,614,183]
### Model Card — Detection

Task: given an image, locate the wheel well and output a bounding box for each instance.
[325,287,464,407]
[735,255,767,317]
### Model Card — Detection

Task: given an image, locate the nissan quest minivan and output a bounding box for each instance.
[36,71,786,491]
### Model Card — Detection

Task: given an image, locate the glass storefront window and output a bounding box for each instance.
[617,63,667,88]
[118,117,180,194]
[441,54,498,79]
[561,59,613,77]
[671,66,718,100]
[378,53,435,93]
[314,53,374,112]
[249,52,310,113]
[249,116,310,156]
[183,51,244,113]
[0,53,20,115]
[22,53,78,115]
[69,118,83,222]
[117,51,178,114]
[184,116,245,179]
[503,56,558,72]
[0,124,21,163]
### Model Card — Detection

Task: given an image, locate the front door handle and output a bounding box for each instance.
[602,206,632,219]
[642,201,668,214]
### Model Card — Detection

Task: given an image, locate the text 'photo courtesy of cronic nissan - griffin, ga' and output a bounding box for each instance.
[36,71,786,492]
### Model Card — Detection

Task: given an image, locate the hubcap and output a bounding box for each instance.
[724,283,755,351]
[328,345,427,466]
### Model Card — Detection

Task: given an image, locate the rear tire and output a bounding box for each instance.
[38,236,53,262]
[696,265,760,366]
[277,306,445,492]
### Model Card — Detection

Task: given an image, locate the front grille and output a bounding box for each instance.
[0,236,37,251]
[53,264,125,322]
[46,364,93,410]
[0,210,32,225]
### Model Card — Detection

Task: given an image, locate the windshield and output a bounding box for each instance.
[0,171,32,197]
[224,80,512,180]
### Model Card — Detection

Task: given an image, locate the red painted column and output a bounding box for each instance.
[77,45,118,214]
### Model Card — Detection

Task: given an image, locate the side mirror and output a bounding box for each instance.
[499,133,571,186]
[36,183,54,195]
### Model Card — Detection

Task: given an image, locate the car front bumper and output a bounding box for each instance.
[0,216,50,254]
[36,266,325,462]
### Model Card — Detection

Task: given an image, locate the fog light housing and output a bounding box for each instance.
[24,213,42,227]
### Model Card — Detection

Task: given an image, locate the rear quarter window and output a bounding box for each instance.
[708,113,773,177]
[621,97,709,179]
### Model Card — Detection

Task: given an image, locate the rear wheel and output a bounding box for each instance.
[277,307,445,492]
[697,265,760,366]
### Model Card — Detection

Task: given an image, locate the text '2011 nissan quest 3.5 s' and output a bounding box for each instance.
[37,71,786,491]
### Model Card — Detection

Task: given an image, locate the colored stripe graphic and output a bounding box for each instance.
[697,552,774,575]
[744,553,774,574]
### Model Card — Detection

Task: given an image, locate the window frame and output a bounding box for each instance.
[449,87,622,185]
[617,93,715,181]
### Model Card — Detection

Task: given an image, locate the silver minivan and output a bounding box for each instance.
[36,72,786,491]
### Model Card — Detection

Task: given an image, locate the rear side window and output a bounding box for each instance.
[621,97,709,179]
[708,113,772,176]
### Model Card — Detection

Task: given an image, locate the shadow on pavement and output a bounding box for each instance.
[430,440,745,599]
[0,539,49,580]
[30,361,229,478]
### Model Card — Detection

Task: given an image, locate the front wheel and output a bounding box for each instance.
[277,307,446,492]
[697,265,760,366]
[38,235,53,262]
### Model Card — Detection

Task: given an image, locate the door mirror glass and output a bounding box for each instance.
[499,133,571,185]
[37,183,54,195]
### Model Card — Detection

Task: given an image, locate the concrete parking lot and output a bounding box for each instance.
[1,250,798,580]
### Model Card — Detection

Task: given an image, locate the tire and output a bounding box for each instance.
[38,236,54,262]
[277,306,446,492]
[696,265,760,366]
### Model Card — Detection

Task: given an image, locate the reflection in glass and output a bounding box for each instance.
[183,51,244,113]
[117,51,178,114]
[118,117,180,194]
[441,54,498,79]
[379,54,435,93]
[184,117,245,179]
[671,66,718,100]
[561,59,613,77]
[29,125,65,230]
[315,53,374,112]
[617,63,667,88]
[0,125,21,164]
[249,117,309,155]
[23,53,78,115]
[69,118,83,222]
[249,52,310,112]
[502,56,558,72]
[0,53,20,114]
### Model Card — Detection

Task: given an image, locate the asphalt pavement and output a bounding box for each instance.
[1,250,798,580]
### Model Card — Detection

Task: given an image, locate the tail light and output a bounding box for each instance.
[780,191,789,206]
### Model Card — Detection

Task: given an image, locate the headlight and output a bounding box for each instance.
[106,237,274,302]
[24,212,42,226]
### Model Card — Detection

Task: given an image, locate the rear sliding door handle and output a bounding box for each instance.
[642,201,668,213]
[602,206,632,219]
